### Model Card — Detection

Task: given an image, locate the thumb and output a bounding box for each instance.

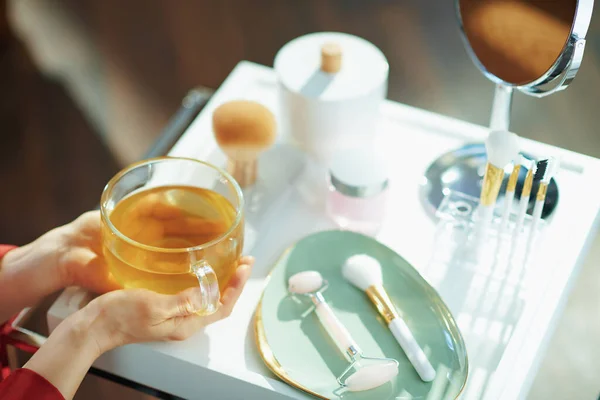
[161,287,209,318]
[67,248,122,293]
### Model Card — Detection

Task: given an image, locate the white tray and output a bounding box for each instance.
[48,61,600,400]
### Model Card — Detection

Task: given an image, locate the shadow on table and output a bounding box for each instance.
[426,229,529,397]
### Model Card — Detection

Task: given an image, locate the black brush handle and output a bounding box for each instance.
[94,87,214,212]
[143,87,214,159]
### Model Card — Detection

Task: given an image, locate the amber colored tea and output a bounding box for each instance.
[102,185,243,295]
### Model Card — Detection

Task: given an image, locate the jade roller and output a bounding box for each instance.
[288,271,399,392]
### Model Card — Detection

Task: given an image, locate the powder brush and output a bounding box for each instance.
[342,254,436,382]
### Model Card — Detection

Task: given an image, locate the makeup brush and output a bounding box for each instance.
[478,130,520,235]
[342,254,436,382]
[212,100,277,188]
[512,158,536,238]
[525,158,558,259]
[499,154,525,233]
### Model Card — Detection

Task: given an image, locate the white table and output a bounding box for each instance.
[48,61,600,400]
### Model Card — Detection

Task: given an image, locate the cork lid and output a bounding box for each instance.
[274,32,389,101]
[320,42,343,73]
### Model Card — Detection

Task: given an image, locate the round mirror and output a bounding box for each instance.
[457,0,593,95]
[421,0,594,219]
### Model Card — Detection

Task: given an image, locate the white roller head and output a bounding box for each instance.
[342,254,383,291]
[288,271,324,294]
[485,130,520,168]
[345,361,398,392]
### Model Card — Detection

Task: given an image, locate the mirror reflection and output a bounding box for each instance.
[459,0,577,85]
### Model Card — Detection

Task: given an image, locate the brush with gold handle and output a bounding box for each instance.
[342,254,436,382]
[512,158,536,238]
[477,130,520,237]
[499,154,526,233]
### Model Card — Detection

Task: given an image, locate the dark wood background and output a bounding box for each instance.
[2,0,600,245]
[2,3,600,399]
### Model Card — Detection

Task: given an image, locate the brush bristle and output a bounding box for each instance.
[534,159,548,181]
[342,254,383,291]
[485,131,520,167]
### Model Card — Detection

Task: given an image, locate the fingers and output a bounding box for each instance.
[239,255,255,267]
[119,218,164,246]
[162,217,228,236]
[63,247,123,293]
[211,257,255,319]
[162,257,255,319]
[134,193,183,220]
[156,256,255,341]
[71,211,103,254]
[84,256,123,293]
[163,287,207,318]
[170,261,254,335]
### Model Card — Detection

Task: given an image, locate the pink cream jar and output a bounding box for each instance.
[326,148,389,235]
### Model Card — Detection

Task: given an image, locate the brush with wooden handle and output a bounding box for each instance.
[212,100,277,188]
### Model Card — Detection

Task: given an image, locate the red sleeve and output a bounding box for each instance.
[1,246,63,399]
[0,368,64,400]
[0,245,18,327]
[0,246,16,260]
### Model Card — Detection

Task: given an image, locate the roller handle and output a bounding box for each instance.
[389,318,436,382]
[314,300,360,355]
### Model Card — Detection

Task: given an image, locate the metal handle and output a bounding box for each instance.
[489,84,513,132]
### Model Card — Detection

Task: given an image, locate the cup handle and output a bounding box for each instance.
[191,260,220,315]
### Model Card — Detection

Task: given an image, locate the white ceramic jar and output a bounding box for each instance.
[274,32,389,165]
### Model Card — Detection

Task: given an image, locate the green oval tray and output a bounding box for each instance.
[254,230,468,399]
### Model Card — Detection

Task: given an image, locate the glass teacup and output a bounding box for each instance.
[100,157,244,315]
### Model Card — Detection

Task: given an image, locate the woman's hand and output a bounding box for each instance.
[57,210,122,293]
[23,256,254,400]
[0,211,117,322]
[82,255,255,353]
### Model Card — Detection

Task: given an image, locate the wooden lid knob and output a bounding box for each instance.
[320,42,342,74]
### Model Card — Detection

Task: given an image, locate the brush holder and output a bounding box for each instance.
[433,190,546,276]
